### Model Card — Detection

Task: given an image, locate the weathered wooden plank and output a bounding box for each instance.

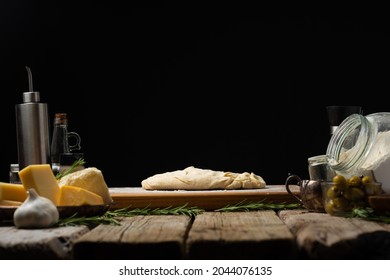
[73,215,192,259]
[279,210,390,259]
[0,225,89,259]
[186,211,297,259]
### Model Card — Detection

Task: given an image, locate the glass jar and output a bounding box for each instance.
[326,112,390,193]
[308,154,336,181]
[322,175,382,217]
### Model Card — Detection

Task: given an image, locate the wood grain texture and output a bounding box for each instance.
[368,194,390,214]
[109,185,300,210]
[0,226,89,259]
[186,211,297,259]
[73,215,192,259]
[279,210,390,259]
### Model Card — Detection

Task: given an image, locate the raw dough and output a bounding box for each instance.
[141,166,266,190]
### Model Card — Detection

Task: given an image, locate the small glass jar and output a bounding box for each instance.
[308,154,336,181]
[326,112,390,193]
[9,163,20,184]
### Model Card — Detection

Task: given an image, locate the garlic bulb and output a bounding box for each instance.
[13,188,59,229]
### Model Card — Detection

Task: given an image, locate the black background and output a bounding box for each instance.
[1,1,389,187]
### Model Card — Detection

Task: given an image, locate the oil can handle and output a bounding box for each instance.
[285,174,303,204]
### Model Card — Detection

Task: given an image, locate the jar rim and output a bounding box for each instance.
[308,154,328,165]
[326,113,372,171]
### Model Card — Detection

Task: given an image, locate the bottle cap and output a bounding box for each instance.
[23,91,40,103]
[54,113,68,125]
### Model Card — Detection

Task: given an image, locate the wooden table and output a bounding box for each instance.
[2,209,390,260]
[2,185,390,260]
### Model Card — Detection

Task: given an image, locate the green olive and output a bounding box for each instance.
[325,201,336,215]
[347,175,362,188]
[343,187,365,201]
[326,185,343,199]
[333,175,347,186]
[325,197,351,215]
[330,197,350,210]
[361,175,374,184]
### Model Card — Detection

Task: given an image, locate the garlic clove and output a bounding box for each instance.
[13,188,59,229]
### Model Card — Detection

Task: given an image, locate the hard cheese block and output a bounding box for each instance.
[58,167,113,205]
[0,182,27,202]
[18,164,60,205]
[59,185,103,206]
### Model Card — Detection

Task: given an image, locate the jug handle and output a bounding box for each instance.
[67,132,82,151]
[285,174,303,204]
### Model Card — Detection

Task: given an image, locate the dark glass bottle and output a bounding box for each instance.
[50,113,81,174]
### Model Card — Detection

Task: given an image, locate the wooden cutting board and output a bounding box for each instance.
[368,194,390,214]
[108,185,300,211]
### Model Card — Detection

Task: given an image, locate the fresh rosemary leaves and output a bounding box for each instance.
[56,200,301,227]
[57,213,121,227]
[56,204,204,227]
[55,201,390,227]
[215,200,301,212]
[104,204,204,218]
[348,207,390,223]
[55,157,86,180]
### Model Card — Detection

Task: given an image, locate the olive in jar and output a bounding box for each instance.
[323,174,382,216]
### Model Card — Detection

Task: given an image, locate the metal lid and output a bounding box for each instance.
[23,91,40,103]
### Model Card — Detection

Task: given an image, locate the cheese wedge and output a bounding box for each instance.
[58,167,113,205]
[18,164,60,205]
[0,182,27,202]
[59,185,104,206]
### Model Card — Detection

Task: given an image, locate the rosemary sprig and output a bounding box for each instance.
[105,204,204,218]
[56,212,121,227]
[56,201,302,227]
[55,201,301,227]
[215,199,301,212]
[56,204,205,227]
[348,207,390,223]
[55,157,86,180]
